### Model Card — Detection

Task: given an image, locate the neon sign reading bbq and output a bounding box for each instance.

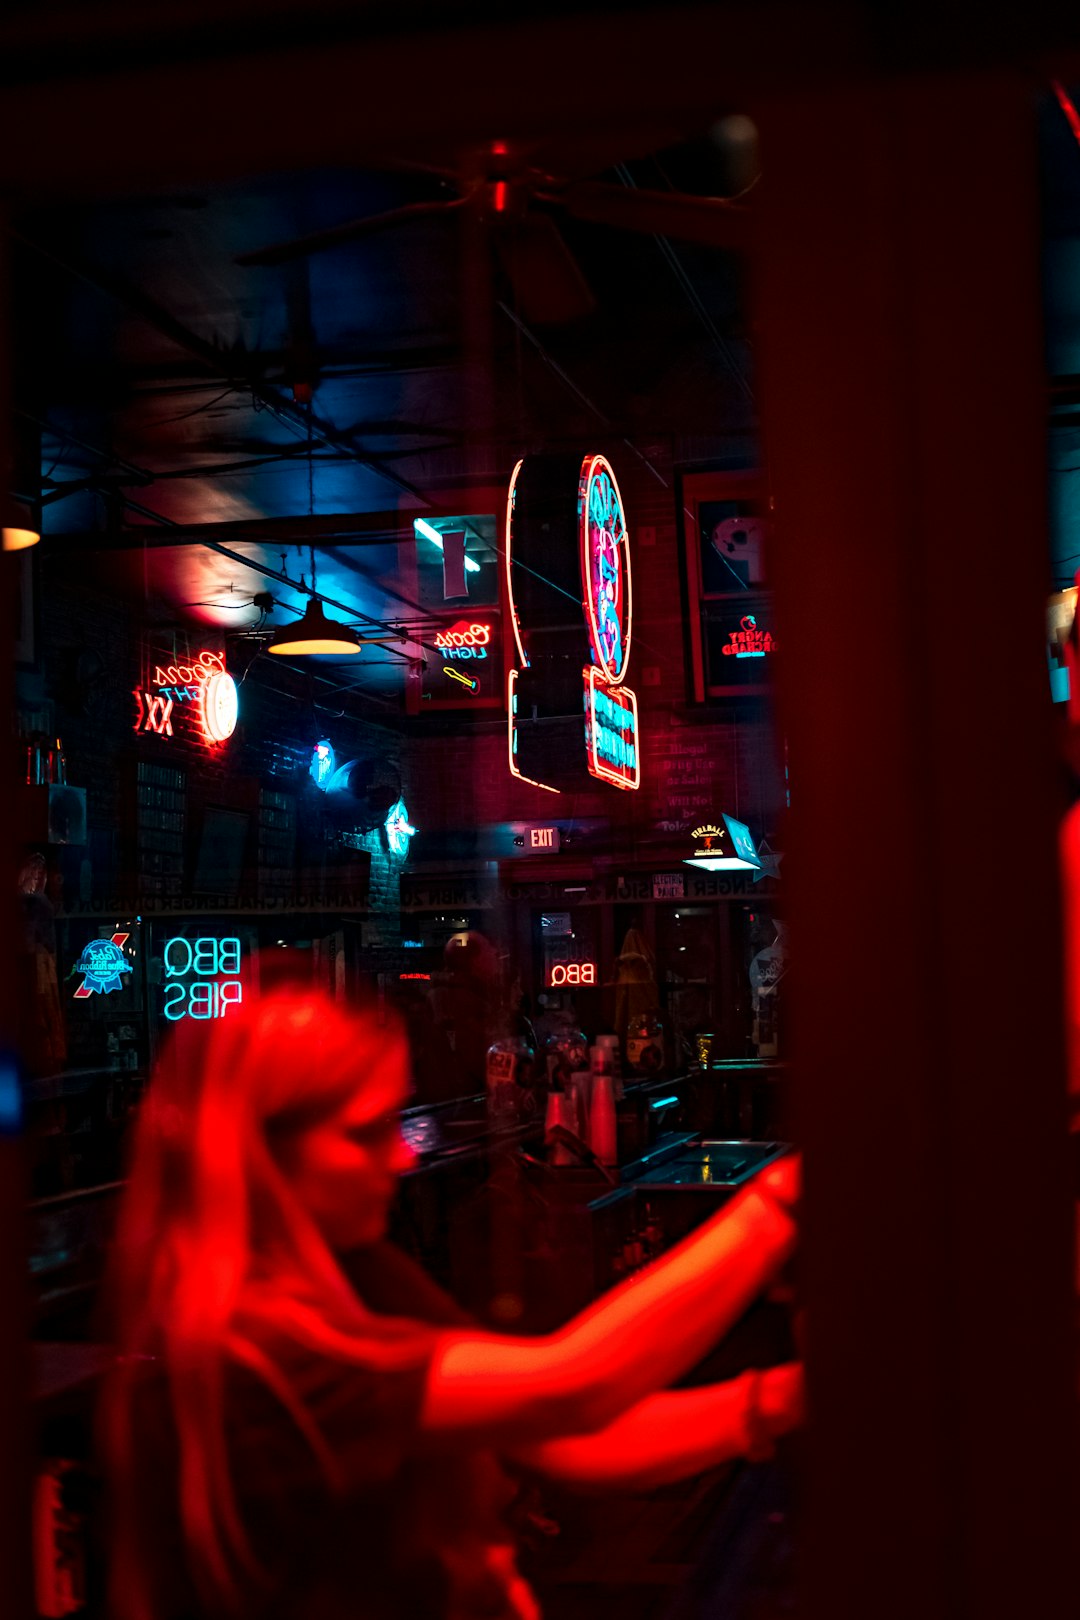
[547,961,597,987]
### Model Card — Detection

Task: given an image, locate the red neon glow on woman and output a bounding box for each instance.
[102,990,802,1620]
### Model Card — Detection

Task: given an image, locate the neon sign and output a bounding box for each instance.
[506,453,640,794]
[505,458,528,668]
[134,650,237,746]
[444,665,479,692]
[722,615,776,659]
[133,690,174,737]
[691,823,726,853]
[583,668,640,791]
[73,933,132,998]
[579,455,632,684]
[528,826,560,851]
[684,815,762,874]
[546,961,597,988]
[433,621,493,660]
[202,670,239,742]
[384,799,417,859]
[310,740,336,790]
[162,935,243,1021]
[507,669,561,795]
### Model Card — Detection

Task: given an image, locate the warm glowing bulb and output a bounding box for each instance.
[201,671,238,743]
[3,525,39,551]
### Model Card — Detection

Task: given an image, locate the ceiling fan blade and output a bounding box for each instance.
[236,196,467,267]
[556,181,751,251]
[494,211,595,325]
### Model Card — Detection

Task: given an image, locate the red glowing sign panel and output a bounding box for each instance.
[134,650,237,746]
[583,668,640,792]
[528,825,560,851]
[133,690,174,737]
[433,620,494,659]
[579,454,632,685]
[505,458,528,668]
[506,454,640,793]
[507,669,561,795]
[721,614,776,659]
[546,961,597,988]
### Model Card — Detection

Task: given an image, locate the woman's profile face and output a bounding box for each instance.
[277,1044,416,1251]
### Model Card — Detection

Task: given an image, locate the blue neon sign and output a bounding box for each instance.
[162,936,243,1021]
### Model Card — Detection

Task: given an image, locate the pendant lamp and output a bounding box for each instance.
[267,598,363,656]
[3,496,40,551]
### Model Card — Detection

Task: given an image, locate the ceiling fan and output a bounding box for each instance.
[235,141,751,326]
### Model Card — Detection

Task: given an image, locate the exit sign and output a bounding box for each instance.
[526,824,561,852]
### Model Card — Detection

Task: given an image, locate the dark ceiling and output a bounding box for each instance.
[15,126,757,701]
[15,8,1080,700]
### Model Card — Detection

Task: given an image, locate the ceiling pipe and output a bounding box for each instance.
[113,491,418,662]
[13,230,433,505]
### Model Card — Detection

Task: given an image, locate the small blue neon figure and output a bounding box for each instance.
[310,740,336,790]
[384,800,417,859]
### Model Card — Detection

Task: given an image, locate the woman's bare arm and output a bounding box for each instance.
[511,1362,804,1492]
[419,1155,799,1442]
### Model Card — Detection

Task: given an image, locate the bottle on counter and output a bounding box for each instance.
[485,1029,535,1130]
[47,736,68,786]
[589,1065,618,1168]
[622,1224,644,1273]
[26,733,47,786]
[567,1068,591,1141]
[544,1072,579,1166]
[591,1037,623,1101]
[626,1013,665,1078]
[641,1201,664,1261]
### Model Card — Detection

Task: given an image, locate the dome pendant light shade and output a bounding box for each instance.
[3,496,40,551]
[267,599,362,656]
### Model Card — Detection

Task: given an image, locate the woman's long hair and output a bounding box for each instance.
[101,987,425,1619]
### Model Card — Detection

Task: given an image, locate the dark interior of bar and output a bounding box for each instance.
[4,7,1080,1620]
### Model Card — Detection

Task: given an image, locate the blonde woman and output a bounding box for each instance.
[102,988,802,1620]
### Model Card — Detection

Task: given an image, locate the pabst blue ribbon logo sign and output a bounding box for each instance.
[73,933,132,998]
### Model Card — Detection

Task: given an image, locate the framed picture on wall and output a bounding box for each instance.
[680,469,774,700]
